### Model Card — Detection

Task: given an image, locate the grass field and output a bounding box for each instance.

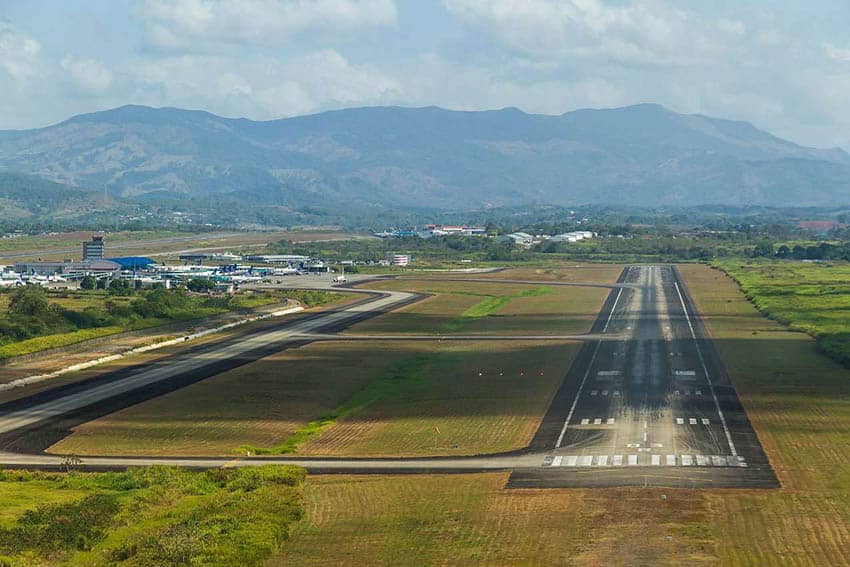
[353,277,609,336]
[265,263,850,566]
[679,263,850,565]
[0,466,304,566]
[50,266,614,457]
[714,258,850,367]
[271,474,714,565]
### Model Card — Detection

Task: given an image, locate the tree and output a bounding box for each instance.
[187,278,215,293]
[79,275,96,290]
[751,240,774,258]
[108,279,131,296]
[8,285,49,317]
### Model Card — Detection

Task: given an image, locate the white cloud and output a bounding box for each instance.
[132,49,402,118]
[442,0,731,65]
[717,18,746,36]
[61,55,114,92]
[823,42,850,63]
[139,0,398,51]
[0,21,41,81]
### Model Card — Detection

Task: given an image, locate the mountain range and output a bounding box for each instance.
[1,103,849,222]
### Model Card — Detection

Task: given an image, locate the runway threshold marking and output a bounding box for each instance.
[543,454,747,468]
[556,287,624,448]
[673,280,738,457]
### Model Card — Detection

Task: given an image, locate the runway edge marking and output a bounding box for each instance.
[673,278,738,457]
[555,286,624,448]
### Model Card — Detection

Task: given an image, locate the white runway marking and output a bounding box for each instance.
[542,454,746,468]
[580,418,590,425]
[689,418,697,425]
[602,390,609,396]
[676,418,685,425]
[593,418,602,425]
[606,418,615,424]
[555,287,625,448]
[701,418,710,425]
[590,390,598,396]
[674,280,738,457]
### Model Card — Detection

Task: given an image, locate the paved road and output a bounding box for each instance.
[0,268,777,488]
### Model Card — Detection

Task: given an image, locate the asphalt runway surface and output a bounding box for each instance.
[510,265,777,488]
[0,269,778,488]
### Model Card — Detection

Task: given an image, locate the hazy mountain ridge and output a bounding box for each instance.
[1,103,849,212]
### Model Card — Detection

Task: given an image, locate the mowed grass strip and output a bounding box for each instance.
[240,355,431,455]
[353,278,604,336]
[49,341,416,457]
[298,340,577,457]
[679,263,850,565]
[271,474,716,566]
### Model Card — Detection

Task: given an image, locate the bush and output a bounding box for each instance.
[187,278,216,293]
[8,285,49,317]
[0,493,120,554]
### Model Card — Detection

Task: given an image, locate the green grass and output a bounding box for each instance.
[0,466,305,567]
[0,288,287,361]
[440,285,552,332]
[460,286,552,318]
[714,258,850,367]
[0,326,125,359]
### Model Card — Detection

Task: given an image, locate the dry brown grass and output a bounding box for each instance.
[678,264,850,566]
[270,473,715,566]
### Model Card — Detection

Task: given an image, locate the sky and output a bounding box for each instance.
[2,0,850,150]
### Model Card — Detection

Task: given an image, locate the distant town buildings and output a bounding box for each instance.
[497,232,535,246]
[550,231,596,243]
[392,254,410,266]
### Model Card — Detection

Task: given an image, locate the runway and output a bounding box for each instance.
[510,265,777,487]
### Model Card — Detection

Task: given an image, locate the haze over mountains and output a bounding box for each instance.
[1,103,849,221]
